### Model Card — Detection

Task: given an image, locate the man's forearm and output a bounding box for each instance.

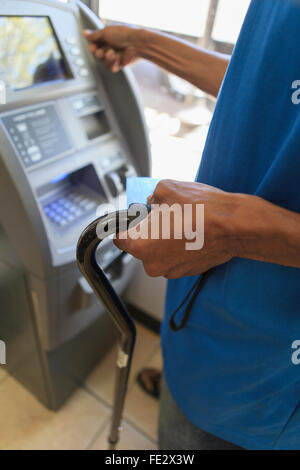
[134,29,230,98]
[229,194,300,268]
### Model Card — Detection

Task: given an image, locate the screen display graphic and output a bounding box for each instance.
[0,16,72,90]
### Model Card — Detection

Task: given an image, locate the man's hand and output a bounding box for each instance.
[115,180,237,279]
[83,26,140,72]
[115,179,300,278]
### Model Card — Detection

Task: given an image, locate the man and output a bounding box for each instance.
[84,0,300,450]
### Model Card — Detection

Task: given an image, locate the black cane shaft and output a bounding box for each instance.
[76,210,140,447]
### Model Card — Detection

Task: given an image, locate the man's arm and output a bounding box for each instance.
[134,29,230,98]
[83,27,230,98]
[228,192,300,269]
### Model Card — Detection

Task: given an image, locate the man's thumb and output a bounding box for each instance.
[82,29,103,42]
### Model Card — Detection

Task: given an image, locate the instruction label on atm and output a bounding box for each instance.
[1,103,73,168]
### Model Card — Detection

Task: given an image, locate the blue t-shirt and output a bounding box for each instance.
[162,0,300,450]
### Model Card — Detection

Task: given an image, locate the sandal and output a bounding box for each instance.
[136,368,161,399]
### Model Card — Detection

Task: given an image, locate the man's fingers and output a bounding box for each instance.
[95,48,105,59]
[143,261,165,278]
[147,194,154,206]
[112,54,121,73]
[89,43,97,53]
[106,50,122,70]
[114,217,153,259]
[82,29,104,43]
[93,47,121,71]
[105,48,117,63]
[114,233,144,258]
[120,48,134,67]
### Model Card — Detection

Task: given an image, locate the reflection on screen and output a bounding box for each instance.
[0,16,71,90]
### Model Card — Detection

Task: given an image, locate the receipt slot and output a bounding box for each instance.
[0,0,150,409]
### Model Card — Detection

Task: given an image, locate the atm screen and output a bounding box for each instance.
[0,16,72,90]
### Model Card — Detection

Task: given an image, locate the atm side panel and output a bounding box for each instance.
[0,261,50,405]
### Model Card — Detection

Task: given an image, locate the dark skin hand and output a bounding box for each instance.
[83,26,230,97]
[115,180,235,278]
[83,26,139,72]
[114,180,300,279]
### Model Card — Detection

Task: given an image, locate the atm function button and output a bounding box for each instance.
[24,139,35,147]
[16,123,28,133]
[27,145,42,161]
[30,153,42,162]
[70,46,80,56]
[79,68,89,77]
[101,158,110,170]
[75,58,84,66]
[66,37,76,45]
[27,145,40,155]
[73,100,84,110]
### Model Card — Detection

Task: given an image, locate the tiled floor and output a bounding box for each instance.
[0,322,161,450]
[0,365,7,382]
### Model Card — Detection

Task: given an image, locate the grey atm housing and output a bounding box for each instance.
[0,0,150,408]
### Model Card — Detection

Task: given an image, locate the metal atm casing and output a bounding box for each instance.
[0,0,150,408]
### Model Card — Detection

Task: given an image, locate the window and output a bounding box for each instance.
[98,0,251,46]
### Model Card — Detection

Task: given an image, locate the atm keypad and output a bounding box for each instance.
[43,191,97,229]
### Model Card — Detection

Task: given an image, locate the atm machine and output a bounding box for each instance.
[0,0,151,409]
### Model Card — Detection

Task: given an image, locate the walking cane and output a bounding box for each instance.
[76,208,145,448]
